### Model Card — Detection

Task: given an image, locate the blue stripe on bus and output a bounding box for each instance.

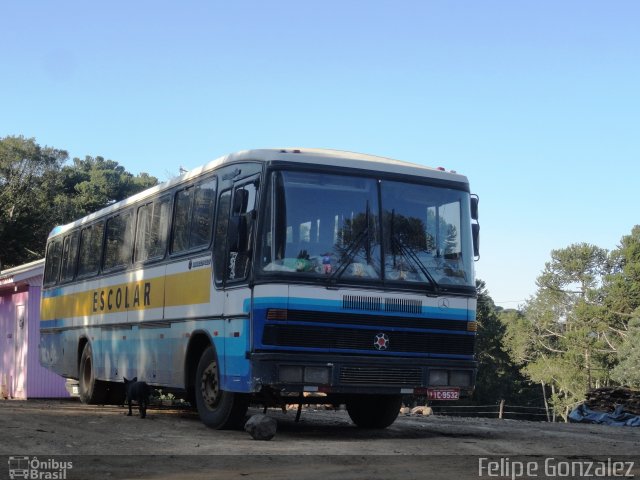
[42,287,66,298]
[40,318,68,328]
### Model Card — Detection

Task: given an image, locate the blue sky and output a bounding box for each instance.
[2,1,639,307]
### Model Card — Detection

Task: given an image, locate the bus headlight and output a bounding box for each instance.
[429,370,448,386]
[279,366,303,383]
[304,367,330,384]
[278,365,330,384]
[450,371,472,387]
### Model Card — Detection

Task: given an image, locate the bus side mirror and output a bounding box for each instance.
[470,195,479,221]
[472,223,480,259]
[232,189,249,215]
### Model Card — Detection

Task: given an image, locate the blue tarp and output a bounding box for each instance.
[569,404,640,426]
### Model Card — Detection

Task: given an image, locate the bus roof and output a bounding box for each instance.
[48,148,469,238]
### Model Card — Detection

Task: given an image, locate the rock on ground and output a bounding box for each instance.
[244,414,278,440]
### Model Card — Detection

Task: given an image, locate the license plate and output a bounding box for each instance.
[427,388,460,400]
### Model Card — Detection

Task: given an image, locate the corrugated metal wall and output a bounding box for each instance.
[26,283,69,398]
[0,279,68,399]
[0,290,16,398]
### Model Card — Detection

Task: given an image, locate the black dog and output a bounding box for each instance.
[124,377,150,419]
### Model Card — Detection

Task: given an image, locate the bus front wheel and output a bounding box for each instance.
[195,346,248,429]
[78,343,107,404]
[345,394,402,429]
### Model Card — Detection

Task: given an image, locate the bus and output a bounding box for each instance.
[40,148,480,429]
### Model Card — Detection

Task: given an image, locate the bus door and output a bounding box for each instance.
[218,176,259,387]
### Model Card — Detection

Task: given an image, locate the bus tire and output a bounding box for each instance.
[78,343,107,405]
[346,394,402,429]
[195,345,249,429]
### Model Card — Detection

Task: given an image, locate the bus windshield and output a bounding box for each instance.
[259,170,474,289]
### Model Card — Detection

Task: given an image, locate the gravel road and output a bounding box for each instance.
[2,399,639,479]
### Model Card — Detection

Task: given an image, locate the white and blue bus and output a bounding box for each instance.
[40,148,480,429]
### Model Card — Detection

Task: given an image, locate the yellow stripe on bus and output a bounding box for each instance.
[164,268,211,307]
[41,268,212,321]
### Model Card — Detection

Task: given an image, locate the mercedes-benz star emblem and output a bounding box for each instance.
[438,298,450,309]
[374,333,390,351]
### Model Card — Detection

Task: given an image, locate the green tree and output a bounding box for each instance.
[60,156,158,218]
[500,230,640,419]
[604,226,640,386]
[611,317,640,387]
[0,136,68,267]
[505,243,612,421]
[473,281,539,407]
[0,136,158,269]
[601,227,640,343]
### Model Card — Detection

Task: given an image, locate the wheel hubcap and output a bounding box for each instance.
[201,361,220,410]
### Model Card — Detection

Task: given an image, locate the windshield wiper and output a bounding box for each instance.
[328,227,369,284]
[327,203,372,285]
[390,234,440,292]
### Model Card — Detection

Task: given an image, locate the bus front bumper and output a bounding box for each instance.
[249,352,477,397]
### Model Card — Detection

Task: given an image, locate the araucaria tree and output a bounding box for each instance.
[504,243,611,421]
[606,227,640,387]
[502,229,640,420]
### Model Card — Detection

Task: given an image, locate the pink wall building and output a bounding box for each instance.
[0,260,69,399]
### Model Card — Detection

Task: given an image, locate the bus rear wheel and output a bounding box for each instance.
[195,346,248,429]
[346,394,402,429]
[78,343,107,404]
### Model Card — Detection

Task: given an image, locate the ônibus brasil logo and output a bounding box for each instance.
[8,456,73,479]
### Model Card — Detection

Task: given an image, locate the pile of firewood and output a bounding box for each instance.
[585,387,640,415]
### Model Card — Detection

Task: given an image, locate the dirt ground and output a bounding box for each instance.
[2,399,640,479]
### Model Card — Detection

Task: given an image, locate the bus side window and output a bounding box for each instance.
[44,239,63,286]
[171,186,193,254]
[190,178,217,249]
[78,222,105,277]
[152,197,171,257]
[189,178,216,248]
[171,178,216,255]
[104,211,135,270]
[135,196,171,263]
[59,232,79,282]
[135,203,151,263]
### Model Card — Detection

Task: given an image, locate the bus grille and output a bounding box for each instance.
[262,325,474,355]
[343,295,382,311]
[342,295,423,314]
[384,298,422,314]
[339,366,423,386]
